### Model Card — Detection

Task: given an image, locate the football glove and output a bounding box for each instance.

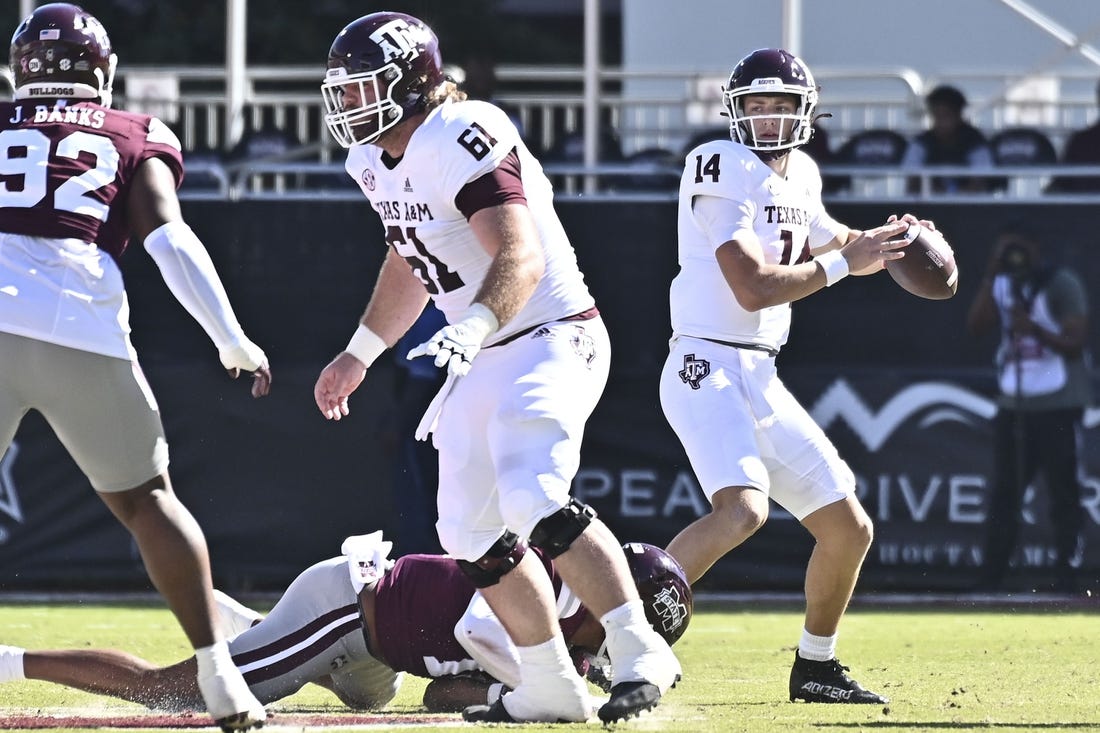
[407,303,498,378]
[218,338,268,373]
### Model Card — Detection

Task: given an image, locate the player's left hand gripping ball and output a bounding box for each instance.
[886,223,959,300]
[407,304,499,377]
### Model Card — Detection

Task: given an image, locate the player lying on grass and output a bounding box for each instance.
[0,534,691,717]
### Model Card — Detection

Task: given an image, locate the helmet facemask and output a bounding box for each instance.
[722,82,818,156]
[321,64,406,147]
[320,12,445,149]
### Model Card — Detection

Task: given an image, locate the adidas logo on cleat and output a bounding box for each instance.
[797,681,856,701]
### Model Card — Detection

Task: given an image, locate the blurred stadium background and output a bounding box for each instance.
[1,0,1098,596]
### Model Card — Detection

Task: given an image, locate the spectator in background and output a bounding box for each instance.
[1048,79,1100,193]
[902,84,994,193]
[227,116,301,162]
[456,52,525,139]
[966,223,1092,593]
[227,116,303,190]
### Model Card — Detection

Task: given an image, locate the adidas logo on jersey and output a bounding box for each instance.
[403,177,413,192]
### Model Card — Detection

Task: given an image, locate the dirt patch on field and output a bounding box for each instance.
[0,711,457,729]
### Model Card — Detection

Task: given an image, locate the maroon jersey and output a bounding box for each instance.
[374,551,589,678]
[0,100,183,259]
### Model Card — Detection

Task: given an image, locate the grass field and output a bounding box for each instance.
[1,598,1097,732]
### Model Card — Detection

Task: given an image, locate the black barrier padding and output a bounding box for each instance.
[1,199,1097,592]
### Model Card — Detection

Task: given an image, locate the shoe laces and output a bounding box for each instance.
[824,659,864,688]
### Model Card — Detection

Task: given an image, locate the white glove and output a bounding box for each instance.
[218,338,268,372]
[406,304,498,378]
[341,531,395,594]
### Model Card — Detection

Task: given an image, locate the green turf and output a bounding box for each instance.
[1,600,1098,731]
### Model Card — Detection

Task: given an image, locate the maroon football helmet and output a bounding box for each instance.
[10,3,117,106]
[722,48,818,156]
[623,542,693,646]
[321,12,445,147]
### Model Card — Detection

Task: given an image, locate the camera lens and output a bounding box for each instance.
[999,243,1030,274]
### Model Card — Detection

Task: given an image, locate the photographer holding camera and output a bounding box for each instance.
[966,223,1092,592]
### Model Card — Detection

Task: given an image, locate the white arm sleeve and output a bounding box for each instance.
[143,221,266,371]
[454,592,521,689]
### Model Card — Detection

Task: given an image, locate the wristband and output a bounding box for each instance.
[460,302,500,339]
[345,324,386,367]
[816,249,850,287]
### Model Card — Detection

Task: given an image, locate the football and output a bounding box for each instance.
[885,223,959,300]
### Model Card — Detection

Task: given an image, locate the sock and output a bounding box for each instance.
[515,635,575,678]
[194,640,235,679]
[798,629,837,662]
[0,646,26,683]
[599,599,679,691]
[502,636,589,722]
[599,599,648,631]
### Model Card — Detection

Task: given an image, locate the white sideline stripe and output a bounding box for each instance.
[236,609,361,673]
[0,590,1090,606]
[695,591,1094,606]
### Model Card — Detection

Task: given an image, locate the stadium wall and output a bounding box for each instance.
[1,199,1097,593]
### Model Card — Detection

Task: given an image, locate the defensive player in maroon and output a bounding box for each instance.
[0,537,693,716]
[0,5,269,729]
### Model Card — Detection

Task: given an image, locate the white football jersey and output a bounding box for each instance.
[344,99,594,344]
[670,141,846,351]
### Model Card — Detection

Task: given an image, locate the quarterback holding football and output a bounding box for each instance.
[660,48,937,705]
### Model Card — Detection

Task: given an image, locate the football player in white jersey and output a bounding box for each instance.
[312,12,679,724]
[660,48,935,704]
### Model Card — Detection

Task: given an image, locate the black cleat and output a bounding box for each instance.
[215,711,266,733]
[597,681,664,723]
[462,700,515,723]
[789,652,889,704]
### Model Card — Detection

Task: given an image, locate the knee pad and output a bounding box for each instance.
[456,531,529,588]
[528,498,597,558]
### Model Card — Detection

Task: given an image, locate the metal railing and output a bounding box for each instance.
[181,160,1100,203]
[114,64,1099,159]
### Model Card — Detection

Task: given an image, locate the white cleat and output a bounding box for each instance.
[198,669,267,732]
[495,676,593,723]
[606,623,682,693]
[196,641,267,732]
